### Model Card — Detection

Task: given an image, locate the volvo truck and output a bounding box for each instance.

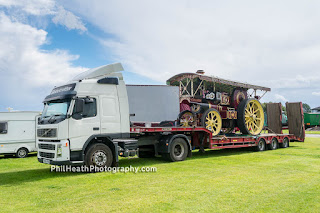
[37,63,305,167]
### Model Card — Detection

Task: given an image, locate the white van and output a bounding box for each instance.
[0,111,40,158]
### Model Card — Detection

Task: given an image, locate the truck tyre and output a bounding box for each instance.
[255,139,266,151]
[163,138,188,162]
[268,138,278,150]
[280,137,289,148]
[16,148,28,158]
[85,143,113,168]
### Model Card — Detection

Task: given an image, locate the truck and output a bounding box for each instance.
[0,111,40,158]
[36,63,305,167]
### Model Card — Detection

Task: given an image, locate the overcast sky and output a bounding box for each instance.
[0,0,320,111]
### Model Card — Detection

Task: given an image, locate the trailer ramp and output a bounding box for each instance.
[266,103,282,134]
[286,102,305,142]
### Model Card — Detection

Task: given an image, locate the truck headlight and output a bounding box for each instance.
[57,144,62,157]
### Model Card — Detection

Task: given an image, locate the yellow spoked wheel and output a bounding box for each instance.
[178,110,194,127]
[237,99,264,135]
[201,109,222,136]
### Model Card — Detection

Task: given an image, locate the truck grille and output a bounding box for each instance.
[39,152,55,159]
[38,143,55,150]
[37,128,57,138]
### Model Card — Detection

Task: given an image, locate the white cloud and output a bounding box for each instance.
[0,0,86,32]
[52,6,87,32]
[61,0,320,107]
[0,0,55,16]
[312,92,320,96]
[0,13,86,110]
[274,94,289,103]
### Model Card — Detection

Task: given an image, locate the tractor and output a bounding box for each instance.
[167,71,270,136]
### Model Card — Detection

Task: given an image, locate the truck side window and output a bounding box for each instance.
[83,98,97,118]
[0,122,8,134]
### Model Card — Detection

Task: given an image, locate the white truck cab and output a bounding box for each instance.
[37,63,133,166]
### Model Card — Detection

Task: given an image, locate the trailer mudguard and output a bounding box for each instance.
[157,134,192,156]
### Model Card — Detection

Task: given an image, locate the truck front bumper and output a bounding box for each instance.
[38,157,84,166]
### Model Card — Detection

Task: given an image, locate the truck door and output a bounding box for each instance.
[68,97,101,150]
[100,85,121,136]
[100,95,121,136]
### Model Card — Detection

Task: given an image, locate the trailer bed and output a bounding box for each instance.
[130,126,303,151]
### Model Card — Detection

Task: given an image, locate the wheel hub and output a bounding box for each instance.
[18,150,26,156]
[93,151,107,166]
[174,144,184,158]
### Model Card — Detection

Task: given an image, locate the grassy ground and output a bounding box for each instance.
[282,129,320,134]
[0,138,320,212]
[305,131,320,134]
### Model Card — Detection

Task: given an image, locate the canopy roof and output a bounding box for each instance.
[167,73,271,92]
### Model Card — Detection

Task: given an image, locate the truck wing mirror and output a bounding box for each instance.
[74,99,84,114]
[85,97,94,103]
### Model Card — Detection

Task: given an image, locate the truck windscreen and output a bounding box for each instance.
[40,100,71,124]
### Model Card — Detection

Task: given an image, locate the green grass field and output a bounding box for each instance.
[282,129,320,134]
[1,138,320,212]
[305,131,320,134]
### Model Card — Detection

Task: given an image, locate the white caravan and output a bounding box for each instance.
[0,111,40,158]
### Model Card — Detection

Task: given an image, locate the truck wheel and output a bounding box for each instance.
[268,138,278,150]
[256,139,266,151]
[201,108,222,136]
[16,148,28,158]
[85,143,113,168]
[163,138,188,162]
[280,137,289,148]
[237,99,264,135]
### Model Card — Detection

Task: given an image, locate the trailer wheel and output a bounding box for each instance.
[85,143,113,168]
[280,137,289,148]
[268,138,278,150]
[237,99,264,135]
[201,108,222,136]
[256,139,266,151]
[163,138,188,162]
[16,148,28,158]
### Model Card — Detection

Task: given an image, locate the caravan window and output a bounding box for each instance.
[0,122,8,134]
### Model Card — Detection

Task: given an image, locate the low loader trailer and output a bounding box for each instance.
[36,63,305,167]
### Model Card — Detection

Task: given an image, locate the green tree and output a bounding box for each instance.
[302,103,311,113]
[282,105,287,115]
